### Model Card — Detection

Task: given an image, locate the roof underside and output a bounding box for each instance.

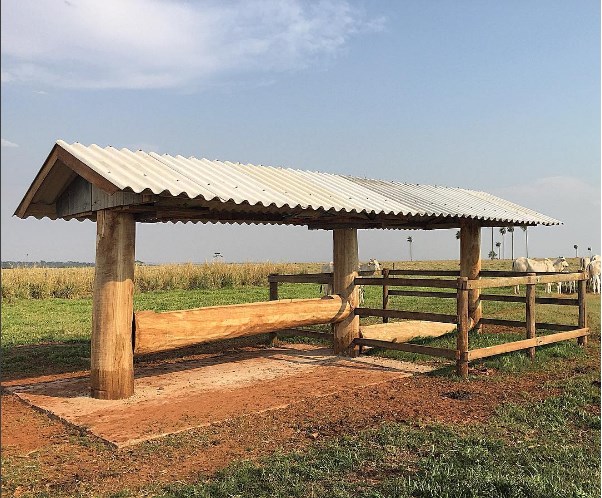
[15,140,562,230]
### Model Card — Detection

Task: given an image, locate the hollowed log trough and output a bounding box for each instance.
[133,295,351,355]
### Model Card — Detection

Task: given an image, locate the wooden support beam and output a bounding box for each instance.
[91,210,136,400]
[526,273,536,359]
[456,277,469,378]
[134,296,350,354]
[268,276,280,345]
[460,220,481,331]
[578,278,587,346]
[333,228,359,356]
[382,268,389,323]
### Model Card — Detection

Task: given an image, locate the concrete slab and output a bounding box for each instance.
[6,344,433,447]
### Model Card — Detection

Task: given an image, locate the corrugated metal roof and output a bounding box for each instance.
[16,140,562,226]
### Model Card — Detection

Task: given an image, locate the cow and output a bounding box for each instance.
[320,258,381,306]
[587,259,601,294]
[512,257,568,294]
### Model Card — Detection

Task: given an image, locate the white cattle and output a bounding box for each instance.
[320,262,334,296]
[320,258,381,306]
[512,257,568,294]
[587,259,601,294]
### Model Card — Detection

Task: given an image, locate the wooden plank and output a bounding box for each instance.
[467,275,535,289]
[355,277,459,289]
[387,269,460,276]
[134,296,351,355]
[388,289,458,299]
[456,278,469,378]
[91,210,136,400]
[268,278,279,345]
[268,273,332,284]
[479,318,577,332]
[479,294,578,305]
[15,145,60,218]
[468,328,589,360]
[355,307,457,323]
[460,220,482,331]
[333,228,360,356]
[526,275,536,359]
[480,270,559,277]
[534,272,586,284]
[353,338,458,360]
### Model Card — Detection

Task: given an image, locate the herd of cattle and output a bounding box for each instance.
[319,255,601,301]
[512,255,601,294]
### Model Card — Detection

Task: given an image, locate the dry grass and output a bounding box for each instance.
[0,258,584,301]
[1,262,312,301]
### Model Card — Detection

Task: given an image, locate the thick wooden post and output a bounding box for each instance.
[456,277,469,378]
[91,210,136,400]
[460,220,482,331]
[578,277,587,346]
[382,268,390,323]
[333,228,359,356]
[269,275,279,346]
[525,273,536,359]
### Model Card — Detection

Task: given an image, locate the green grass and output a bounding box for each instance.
[152,375,600,498]
[1,266,600,497]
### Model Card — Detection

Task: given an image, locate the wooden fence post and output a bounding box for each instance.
[525,273,536,359]
[269,275,279,346]
[578,277,587,346]
[456,277,469,378]
[382,268,389,323]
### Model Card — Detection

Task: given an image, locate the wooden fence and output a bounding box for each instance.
[268,268,590,378]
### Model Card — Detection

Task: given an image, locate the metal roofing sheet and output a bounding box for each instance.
[50,140,561,225]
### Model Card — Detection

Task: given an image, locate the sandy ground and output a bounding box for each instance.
[5,344,432,447]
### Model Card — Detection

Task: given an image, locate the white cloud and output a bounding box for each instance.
[0,0,384,90]
[1,138,19,148]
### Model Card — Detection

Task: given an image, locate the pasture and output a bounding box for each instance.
[1,259,600,497]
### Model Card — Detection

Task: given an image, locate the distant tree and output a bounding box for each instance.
[521,226,529,258]
[499,228,507,259]
[407,236,413,261]
[495,241,502,259]
[588,247,592,258]
[455,230,461,240]
[573,244,578,258]
[488,250,497,260]
[507,226,515,260]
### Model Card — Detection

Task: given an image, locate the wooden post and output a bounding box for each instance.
[578,277,587,346]
[460,220,482,331]
[91,210,136,400]
[456,277,469,378]
[269,275,279,346]
[525,273,536,359]
[382,268,390,323]
[333,228,359,356]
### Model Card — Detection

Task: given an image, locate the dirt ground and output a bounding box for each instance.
[2,338,588,497]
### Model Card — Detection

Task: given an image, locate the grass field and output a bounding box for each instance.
[1,259,600,497]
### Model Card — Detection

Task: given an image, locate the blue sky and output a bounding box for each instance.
[1,0,600,263]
